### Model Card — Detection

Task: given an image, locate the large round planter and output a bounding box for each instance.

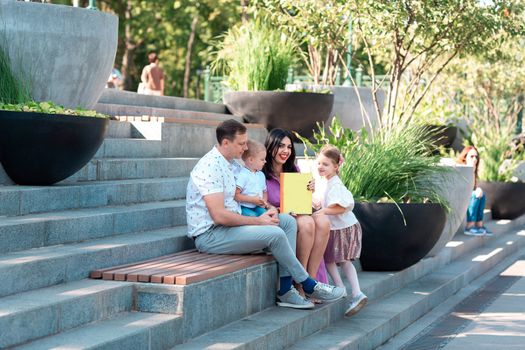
[1,1,118,109]
[223,91,334,139]
[426,163,474,257]
[354,203,447,271]
[479,181,525,220]
[424,125,458,148]
[0,110,108,185]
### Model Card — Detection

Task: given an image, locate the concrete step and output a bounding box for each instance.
[107,120,133,138]
[0,225,193,298]
[0,279,133,348]
[0,177,188,217]
[95,138,163,158]
[98,88,228,114]
[173,216,525,349]
[0,199,187,254]
[13,311,182,350]
[96,102,241,123]
[64,157,198,182]
[134,259,277,342]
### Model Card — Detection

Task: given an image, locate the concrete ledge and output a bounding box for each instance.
[98,89,228,114]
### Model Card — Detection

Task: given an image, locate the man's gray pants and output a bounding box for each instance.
[194,214,309,283]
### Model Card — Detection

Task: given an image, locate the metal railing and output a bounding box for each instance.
[202,66,389,103]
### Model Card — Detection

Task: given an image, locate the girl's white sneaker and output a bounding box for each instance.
[345,292,368,316]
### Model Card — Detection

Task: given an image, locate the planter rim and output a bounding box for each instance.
[0,109,108,122]
[11,1,117,20]
[224,90,333,97]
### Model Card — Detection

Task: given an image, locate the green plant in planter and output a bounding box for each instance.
[298,117,450,210]
[0,101,108,119]
[212,20,297,91]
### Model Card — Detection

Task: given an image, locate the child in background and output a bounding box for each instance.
[235,140,269,217]
[314,145,368,316]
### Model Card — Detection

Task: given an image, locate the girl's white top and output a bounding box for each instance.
[319,175,358,230]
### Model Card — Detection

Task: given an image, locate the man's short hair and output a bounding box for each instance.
[148,52,158,63]
[216,119,247,144]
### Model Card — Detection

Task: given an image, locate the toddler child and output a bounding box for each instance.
[235,140,269,217]
[314,144,368,316]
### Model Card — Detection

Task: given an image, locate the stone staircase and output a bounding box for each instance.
[1,92,524,349]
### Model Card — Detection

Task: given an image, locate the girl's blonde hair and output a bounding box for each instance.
[319,144,342,166]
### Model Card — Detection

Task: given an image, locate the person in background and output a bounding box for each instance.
[457,146,492,236]
[140,52,164,96]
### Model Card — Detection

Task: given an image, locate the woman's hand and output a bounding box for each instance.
[307,179,315,192]
[474,187,483,198]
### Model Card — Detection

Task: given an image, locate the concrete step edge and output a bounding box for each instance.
[13,311,182,350]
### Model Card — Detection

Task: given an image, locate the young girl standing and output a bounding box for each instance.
[314,145,368,316]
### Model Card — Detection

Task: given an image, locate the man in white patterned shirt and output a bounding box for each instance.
[186,119,344,309]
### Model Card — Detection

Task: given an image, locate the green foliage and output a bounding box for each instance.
[0,101,108,119]
[252,0,351,86]
[0,41,31,105]
[298,118,449,209]
[212,20,297,91]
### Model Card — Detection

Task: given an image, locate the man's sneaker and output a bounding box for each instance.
[477,226,493,236]
[305,282,345,302]
[464,227,484,236]
[345,292,368,317]
[277,286,315,309]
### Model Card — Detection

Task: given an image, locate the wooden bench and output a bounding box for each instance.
[89,250,274,285]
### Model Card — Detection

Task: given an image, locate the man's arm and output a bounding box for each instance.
[204,193,278,226]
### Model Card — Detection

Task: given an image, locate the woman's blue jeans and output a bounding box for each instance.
[467,191,486,223]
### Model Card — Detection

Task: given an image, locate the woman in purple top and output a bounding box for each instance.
[263,129,330,286]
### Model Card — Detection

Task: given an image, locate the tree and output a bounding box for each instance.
[348,0,525,129]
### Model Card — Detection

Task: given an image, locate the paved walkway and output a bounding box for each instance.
[440,259,525,350]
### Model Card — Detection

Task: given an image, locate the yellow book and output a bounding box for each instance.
[280,173,312,215]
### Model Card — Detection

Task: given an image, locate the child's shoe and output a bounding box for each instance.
[345,292,368,317]
[464,227,484,236]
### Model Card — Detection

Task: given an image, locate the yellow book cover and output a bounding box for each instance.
[280,173,312,215]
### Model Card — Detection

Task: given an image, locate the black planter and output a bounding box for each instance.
[479,181,525,220]
[223,91,334,139]
[0,110,108,185]
[354,203,446,271]
[424,125,458,148]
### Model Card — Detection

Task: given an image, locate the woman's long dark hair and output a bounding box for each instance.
[263,128,297,179]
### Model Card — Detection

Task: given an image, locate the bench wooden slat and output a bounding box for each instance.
[89,250,275,285]
[90,249,197,279]
[151,254,245,283]
[101,250,197,280]
[175,255,274,285]
[120,252,205,282]
[137,253,221,283]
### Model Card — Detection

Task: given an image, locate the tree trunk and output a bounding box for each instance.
[120,0,138,91]
[183,15,199,98]
[241,0,250,23]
